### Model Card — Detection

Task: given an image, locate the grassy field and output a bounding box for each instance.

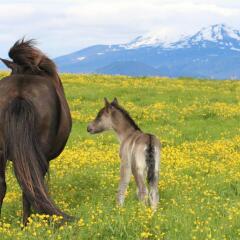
[0,72,240,239]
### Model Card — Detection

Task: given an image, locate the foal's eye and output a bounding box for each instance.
[96,108,106,119]
[96,113,103,121]
[95,116,101,122]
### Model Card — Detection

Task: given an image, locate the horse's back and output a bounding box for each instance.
[0,74,56,100]
[0,75,60,155]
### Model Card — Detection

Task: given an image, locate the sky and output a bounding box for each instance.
[0,0,240,58]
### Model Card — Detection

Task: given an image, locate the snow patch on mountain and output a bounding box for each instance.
[77,57,86,61]
[123,30,187,49]
[231,47,240,52]
[189,24,240,43]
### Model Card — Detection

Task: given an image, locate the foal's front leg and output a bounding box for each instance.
[117,161,131,206]
[0,152,6,216]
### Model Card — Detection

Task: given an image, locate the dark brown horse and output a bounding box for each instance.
[0,39,72,225]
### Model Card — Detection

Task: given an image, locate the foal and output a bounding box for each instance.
[87,98,160,209]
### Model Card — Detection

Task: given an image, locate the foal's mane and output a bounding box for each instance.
[112,102,141,131]
[9,39,57,77]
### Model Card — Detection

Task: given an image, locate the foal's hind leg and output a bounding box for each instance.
[133,170,148,204]
[117,161,131,206]
[149,148,160,210]
[0,152,7,216]
[149,176,159,210]
[133,153,148,205]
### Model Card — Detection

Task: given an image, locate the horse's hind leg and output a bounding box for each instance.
[22,192,31,226]
[22,164,49,226]
[0,152,7,216]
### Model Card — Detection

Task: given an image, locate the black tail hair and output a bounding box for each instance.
[146,134,155,185]
[3,97,71,219]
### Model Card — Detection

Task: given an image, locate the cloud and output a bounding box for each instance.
[0,4,34,18]
[0,0,240,57]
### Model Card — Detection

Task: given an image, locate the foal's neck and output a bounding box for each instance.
[113,118,140,144]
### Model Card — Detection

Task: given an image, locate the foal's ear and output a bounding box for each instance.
[0,58,17,70]
[104,97,113,113]
[104,97,110,107]
[112,97,119,105]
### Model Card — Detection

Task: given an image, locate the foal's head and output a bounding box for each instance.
[87,98,140,134]
[87,98,117,134]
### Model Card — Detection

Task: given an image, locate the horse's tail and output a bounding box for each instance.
[3,97,70,219]
[146,134,156,185]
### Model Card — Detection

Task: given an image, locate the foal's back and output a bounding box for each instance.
[121,130,161,170]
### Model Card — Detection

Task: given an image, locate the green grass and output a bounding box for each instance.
[0,72,240,239]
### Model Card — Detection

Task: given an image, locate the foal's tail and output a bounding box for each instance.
[146,134,160,209]
[146,134,158,185]
[3,97,70,219]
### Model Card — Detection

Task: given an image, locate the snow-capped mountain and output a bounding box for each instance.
[124,24,240,51]
[175,24,240,50]
[189,24,240,43]
[54,24,240,79]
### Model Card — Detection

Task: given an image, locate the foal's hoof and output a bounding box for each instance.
[151,206,157,213]
[116,201,124,207]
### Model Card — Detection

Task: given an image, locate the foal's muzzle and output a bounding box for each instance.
[87,125,94,134]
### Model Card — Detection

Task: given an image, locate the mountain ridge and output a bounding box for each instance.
[53,24,240,79]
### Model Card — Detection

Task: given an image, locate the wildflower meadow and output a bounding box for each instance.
[0,72,239,240]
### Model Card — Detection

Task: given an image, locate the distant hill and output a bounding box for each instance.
[53,24,240,79]
[96,61,160,76]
